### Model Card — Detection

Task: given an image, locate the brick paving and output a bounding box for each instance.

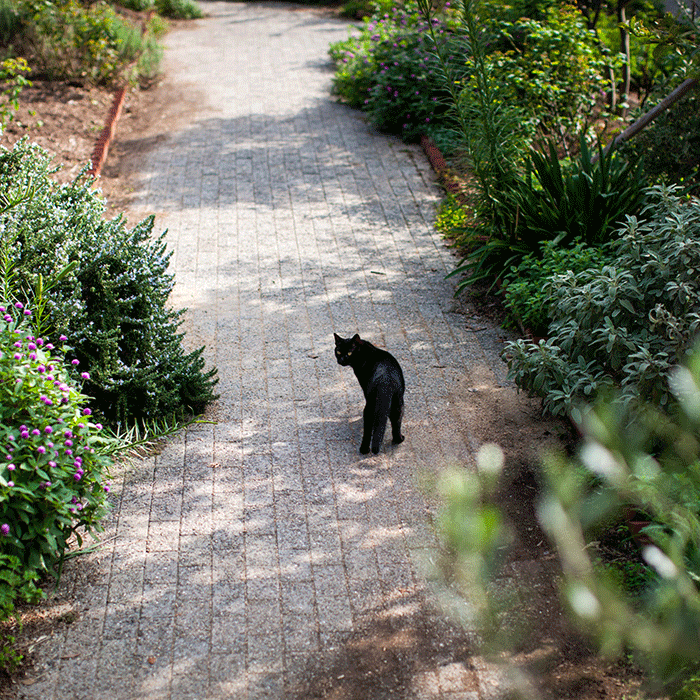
[19,3,513,698]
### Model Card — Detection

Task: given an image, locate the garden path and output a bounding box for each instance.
[19,2,518,698]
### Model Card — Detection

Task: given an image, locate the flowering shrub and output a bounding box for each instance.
[329,2,465,143]
[0,139,218,424]
[0,301,111,573]
[0,300,111,670]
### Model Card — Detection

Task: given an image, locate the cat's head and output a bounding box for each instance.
[334,333,362,366]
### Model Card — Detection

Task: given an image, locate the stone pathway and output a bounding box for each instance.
[19,3,513,698]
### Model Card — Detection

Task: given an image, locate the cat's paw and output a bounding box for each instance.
[360,444,370,455]
[393,434,405,445]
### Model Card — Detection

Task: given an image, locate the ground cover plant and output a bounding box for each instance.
[0,139,219,425]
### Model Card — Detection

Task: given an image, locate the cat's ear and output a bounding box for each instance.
[333,333,341,344]
[351,334,361,343]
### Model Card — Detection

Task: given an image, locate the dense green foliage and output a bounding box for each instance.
[448,137,648,290]
[329,2,464,143]
[11,0,164,85]
[0,57,31,130]
[0,139,218,425]
[502,239,610,334]
[622,91,700,194]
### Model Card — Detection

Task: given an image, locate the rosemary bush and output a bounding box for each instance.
[0,139,218,425]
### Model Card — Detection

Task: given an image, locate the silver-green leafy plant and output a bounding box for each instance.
[505,185,700,418]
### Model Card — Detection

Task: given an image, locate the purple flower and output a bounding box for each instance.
[45,426,53,434]
[13,302,22,309]
[73,472,82,481]
[27,342,36,350]
[81,372,90,380]
[65,440,73,447]
[1,524,9,536]
[37,446,46,454]
[82,408,92,416]
[7,481,14,488]
[59,335,68,342]
[7,464,15,471]
[71,359,80,366]
[31,429,40,436]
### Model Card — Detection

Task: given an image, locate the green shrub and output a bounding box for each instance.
[449,136,646,292]
[502,238,610,334]
[485,5,615,155]
[621,91,700,195]
[16,0,162,85]
[0,57,31,132]
[515,137,647,248]
[0,139,218,425]
[504,185,700,417]
[155,0,203,20]
[116,0,155,11]
[0,0,21,48]
[434,342,700,695]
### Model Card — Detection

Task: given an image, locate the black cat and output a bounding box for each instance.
[334,333,405,454]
